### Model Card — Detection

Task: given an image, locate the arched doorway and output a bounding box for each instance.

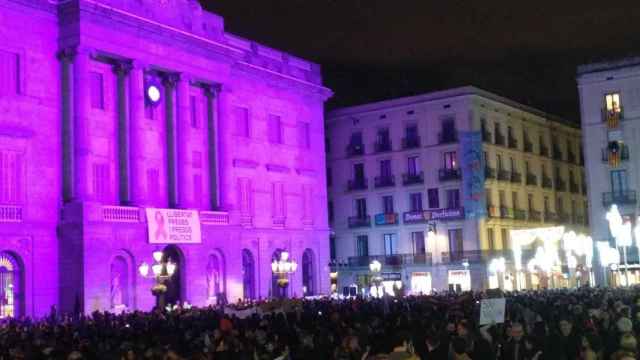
[241,249,255,300]
[302,249,315,296]
[162,245,183,306]
[110,256,130,310]
[207,251,226,304]
[0,252,23,319]
[271,249,287,298]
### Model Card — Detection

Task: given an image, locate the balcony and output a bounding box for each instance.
[374,175,396,188]
[439,168,461,182]
[544,211,558,223]
[514,209,527,221]
[374,212,399,226]
[403,171,424,185]
[555,178,566,192]
[499,207,513,219]
[402,136,421,149]
[558,212,571,224]
[482,129,492,143]
[528,210,542,222]
[602,190,637,207]
[487,205,499,218]
[348,215,371,228]
[540,144,549,157]
[601,145,630,163]
[526,173,537,186]
[602,107,624,128]
[508,136,518,149]
[576,215,585,225]
[568,151,576,164]
[542,176,553,189]
[347,178,368,191]
[552,147,563,161]
[440,250,513,264]
[523,140,533,153]
[570,182,580,194]
[347,143,365,157]
[497,169,511,182]
[510,172,522,184]
[438,131,458,144]
[485,167,496,179]
[374,140,392,153]
[348,253,433,267]
[494,132,505,146]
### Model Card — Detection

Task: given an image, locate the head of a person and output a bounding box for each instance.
[390,331,412,350]
[509,323,524,342]
[617,317,633,334]
[558,318,573,337]
[582,332,603,352]
[452,337,468,355]
[456,320,470,337]
[619,333,637,353]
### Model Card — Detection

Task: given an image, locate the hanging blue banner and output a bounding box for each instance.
[460,131,486,219]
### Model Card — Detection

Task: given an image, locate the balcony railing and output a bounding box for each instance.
[0,205,23,223]
[347,143,364,157]
[438,131,458,144]
[403,171,424,185]
[576,215,585,225]
[495,132,505,146]
[439,168,462,181]
[348,253,433,267]
[508,136,518,149]
[511,172,522,184]
[499,207,513,219]
[544,211,558,223]
[374,175,396,188]
[542,176,553,189]
[485,167,496,179]
[553,147,563,161]
[374,212,399,226]
[514,209,527,221]
[374,140,392,153]
[602,190,637,207]
[402,136,421,149]
[440,250,513,264]
[602,145,630,162]
[482,130,492,143]
[497,169,511,182]
[348,216,371,228]
[524,140,533,153]
[487,205,499,218]
[570,182,580,194]
[347,178,368,191]
[555,178,567,192]
[540,145,549,157]
[568,151,576,164]
[602,107,624,127]
[526,173,537,186]
[528,210,542,222]
[558,212,571,224]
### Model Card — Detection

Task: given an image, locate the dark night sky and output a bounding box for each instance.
[201,0,640,120]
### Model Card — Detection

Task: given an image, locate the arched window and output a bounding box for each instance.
[110,256,129,310]
[302,249,315,296]
[207,251,226,303]
[241,249,255,300]
[163,245,184,305]
[0,252,22,318]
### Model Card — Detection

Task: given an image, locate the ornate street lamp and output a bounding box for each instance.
[138,250,176,310]
[271,251,298,296]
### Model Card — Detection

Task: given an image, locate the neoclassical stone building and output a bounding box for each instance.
[0,0,331,318]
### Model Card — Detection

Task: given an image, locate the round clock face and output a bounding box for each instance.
[147,85,161,103]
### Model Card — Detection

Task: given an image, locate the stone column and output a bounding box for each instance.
[176,76,191,209]
[129,62,146,206]
[73,48,93,202]
[162,73,180,208]
[57,47,76,202]
[113,62,133,205]
[205,84,221,210]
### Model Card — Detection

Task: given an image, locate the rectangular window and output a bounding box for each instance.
[510,157,516,172]
[446,189,460,209]
[380,159,391,177]
[487,228,495,250]
[407,156,419,175]
[297,122,310,149]
[448,229,463,254]
[406,125,418,139]
[525,161,530,174]
[268,114,282,144]
[605,93,621,113]
[486,188,493,206]
[384,234,397,255]
[501,228,509,248]
[512,191,519,209]
[611,170,628,193]
[498,190,506,207]
[497,154,503,170]
[92,163,110,202]
[412,231,425,254]
[528,194,534,211]
[356,235,369,257]
[0,150,22,204]
[410,193,423,211]
[557,197,564,213]
[193,174,202,206]
[382,195,394,213]
[350,132,363,146]
[544,196,550,212]
[377,128,390,144]
[427,188,439,209]
[354,163,365,180]
[442,118,456,136]
[234,106,249,137]
[355,198,367,218]
[443,151,457,169]
[190,96,199,128]
[330,236,336,260]
[0,50,19,96]
[272,182,285,219]
[90,71,104,109]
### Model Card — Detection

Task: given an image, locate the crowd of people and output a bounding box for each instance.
[2,287,640,359]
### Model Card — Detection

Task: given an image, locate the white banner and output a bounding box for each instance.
[146,208,202,244]
[479,298,506,325]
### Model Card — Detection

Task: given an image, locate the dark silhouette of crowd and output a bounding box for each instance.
[2,287,640,359]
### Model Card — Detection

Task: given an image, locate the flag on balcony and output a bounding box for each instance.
[607,110,620,129]
[609,141,620,167]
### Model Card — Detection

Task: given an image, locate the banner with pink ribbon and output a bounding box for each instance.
[145,208,202,244]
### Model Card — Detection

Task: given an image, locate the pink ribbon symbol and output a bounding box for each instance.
[155,211,168,242]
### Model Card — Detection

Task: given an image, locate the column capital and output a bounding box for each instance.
[56,47,77,62]
[203,83,222,97]
[112,61,133,77]
[161,73,181,88]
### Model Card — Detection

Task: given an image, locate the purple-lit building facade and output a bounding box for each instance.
[0,0,332,318]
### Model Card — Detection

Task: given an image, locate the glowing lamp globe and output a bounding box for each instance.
[291,261,298,272]
[153,250,164,263]
[138,262,149,277]
[152,263,163,277]
[281,251,289,261]
[146,84,161,104]
[166,261,176,276]
[271,261,278,273]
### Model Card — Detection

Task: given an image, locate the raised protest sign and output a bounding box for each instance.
[479,298,506,325]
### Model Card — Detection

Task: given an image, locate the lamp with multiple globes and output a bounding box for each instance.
[271,251,298,293]
[138,250,177,309]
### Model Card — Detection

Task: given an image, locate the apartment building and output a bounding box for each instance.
[326,86,588,294]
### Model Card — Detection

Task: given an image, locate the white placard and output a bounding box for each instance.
[479,298,506,325]
[146,208,202,244]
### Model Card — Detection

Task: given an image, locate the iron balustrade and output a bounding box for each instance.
[511,172,522,183]
[495,132,506,146]
[497,169,511,181]
[348,216,371,228]
[553,146,563,161]
[528,210,542,222]
[347,178,368,191]
[570,182,580,194]
[514,209,527,220]
[439,168,462,181]
[542,176,553,189]
[485,167,496,179]
[347,253,433,267]
[540,144,549,157]
[602,190,637,207]
[374,175,396,188]
[544,211,558,223]
[374,140,392,153]
[438,131,458,144]
[555,178,567,192]
[526,173,537,186]
[402,136,421,149]
[347,143,364,157]
[482,130,492,143]
[508,136,518,149]
[402,171,424,185]
[524,141,533,153]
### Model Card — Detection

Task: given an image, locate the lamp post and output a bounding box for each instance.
[271,251,298,298]
[489,257,506,290]
[369,260,383,297]
[138,250,177,310]
[607,205,631,286]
